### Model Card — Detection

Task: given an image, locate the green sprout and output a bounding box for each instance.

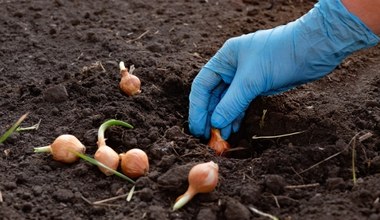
[0,112,29,143]
[69,150,135,185]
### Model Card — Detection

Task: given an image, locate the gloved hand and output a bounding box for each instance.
[189,0,379,140]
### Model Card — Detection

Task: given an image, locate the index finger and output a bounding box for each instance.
[189,67,223,137]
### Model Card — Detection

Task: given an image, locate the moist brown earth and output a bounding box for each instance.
[1,0,380,219]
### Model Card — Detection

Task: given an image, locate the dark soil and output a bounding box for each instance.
[1,0,380,219]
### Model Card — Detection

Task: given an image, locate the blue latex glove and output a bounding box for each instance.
[189,0,379,140]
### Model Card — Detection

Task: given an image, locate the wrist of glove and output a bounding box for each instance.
[189,0,379,140]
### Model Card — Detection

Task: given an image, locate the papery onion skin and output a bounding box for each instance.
[173,161,219,211]
[188,161,219,193]
[208,128,230,156]
[119,61,141,96]
[94,145,120,176]
[120,74,141,96]
[49,134,86,163]
[120,148,149,178]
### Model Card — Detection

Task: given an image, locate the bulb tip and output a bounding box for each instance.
[209,161,219,170]
[208,128,230,156]
[119,61,127,71]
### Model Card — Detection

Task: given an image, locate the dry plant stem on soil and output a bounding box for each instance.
[298,151,344,175]
[248,206,279,220]
[298,132,365,176]
[252,130,305,140]
[16,119,41,132]
[126,185,135,202]
[284,183,320,189]
[92,185,135,204]
[355,131,372,184]
[358,132,373,142]
[0,112,29,143]
[259,109,267,129]
[271,194,280,208]
[93,193,129,204]
[126,29,150,43]
[95,119,133,176]
[81,196,121,207]
[352,136,357,185]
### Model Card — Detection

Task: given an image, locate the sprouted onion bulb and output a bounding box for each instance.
[119,61,141,96]
[94,119,133,176]
[173,161,219,211]
[208,128,230,156]
[119,148,149,178]
[34,134,86,163]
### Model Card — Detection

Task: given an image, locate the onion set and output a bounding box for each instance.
[119,148,149,178]
[119,61,141,96]
[34,134,86,163]
[70,150,135,184]
[95,119,133,176]
[208,128,230,156]
[173,161,219,211]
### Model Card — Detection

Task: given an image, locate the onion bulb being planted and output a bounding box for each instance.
[95,119,133,176]
[119,148,149,178]
[208,128,230,156]
[119,61,141,96]
[173,161,219,211]
[34,134,86,163]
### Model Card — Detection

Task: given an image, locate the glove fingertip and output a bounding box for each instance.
[232,112,245,133]
[188,111,207,138]
[211,112,229,130]
[220,125,232,140]
[188,123,203,138]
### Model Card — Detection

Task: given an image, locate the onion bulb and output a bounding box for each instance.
[208,128,230,156]
[119,61,141,96]
[119,148,149,178]
[94,145,120,176]
[173,161,219,211]
[34,134,86,163]
[94,119,133,176]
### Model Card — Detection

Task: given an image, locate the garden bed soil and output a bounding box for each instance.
[1,0,380,219]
